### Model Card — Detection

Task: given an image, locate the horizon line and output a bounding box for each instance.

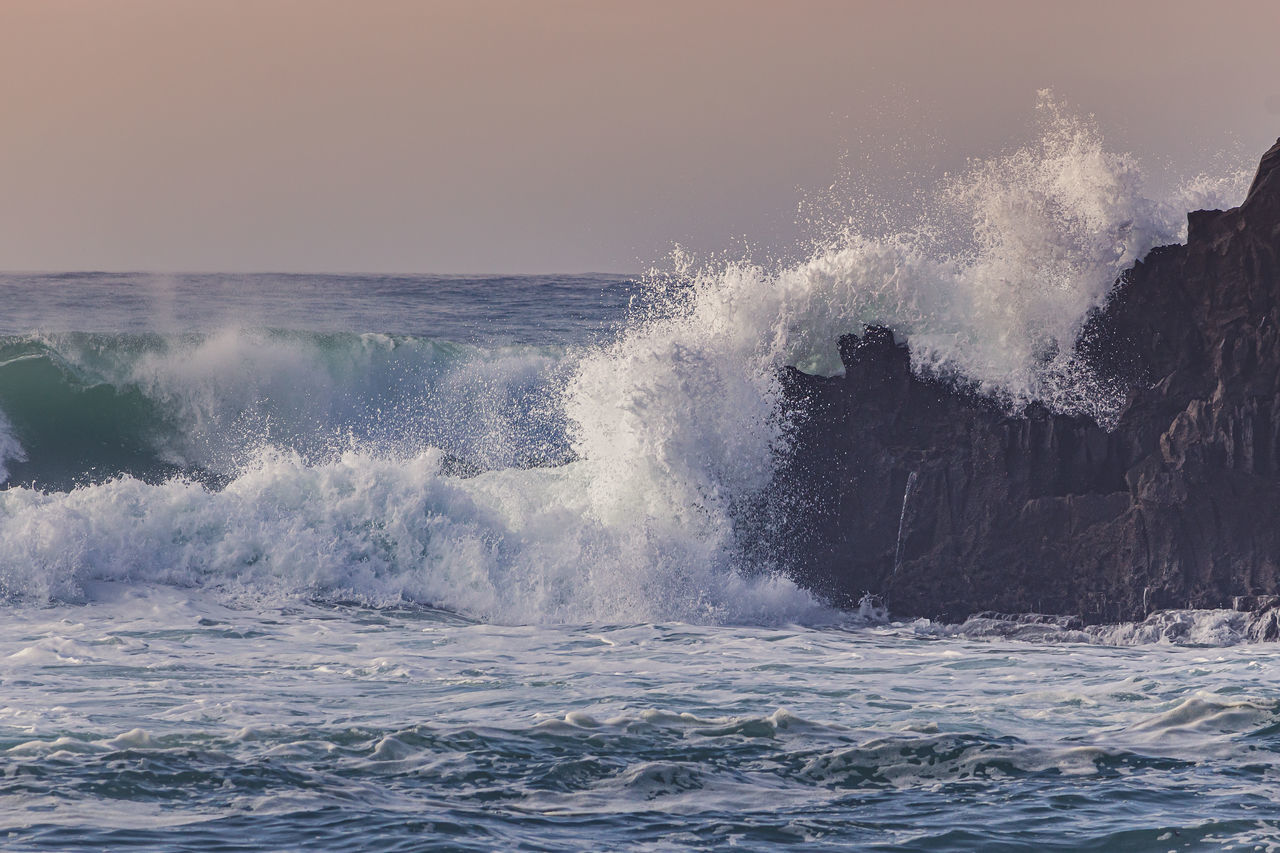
[0,268,643,278]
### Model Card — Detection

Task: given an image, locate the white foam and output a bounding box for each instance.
[0,448,820,624]
[917,607,1264,646]
[629,96,1247,425]
[0,408,26,485]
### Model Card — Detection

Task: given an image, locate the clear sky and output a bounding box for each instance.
[3,0,1278,273]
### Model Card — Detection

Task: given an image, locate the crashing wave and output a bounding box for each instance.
[0,99,1251,625]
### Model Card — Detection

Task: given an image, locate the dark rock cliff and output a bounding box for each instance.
[780,137,1280,624]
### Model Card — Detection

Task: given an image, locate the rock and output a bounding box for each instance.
[1233,594,1280,613]
[778,137,1280,624]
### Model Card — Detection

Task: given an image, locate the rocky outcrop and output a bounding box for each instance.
[780,138,1280,624]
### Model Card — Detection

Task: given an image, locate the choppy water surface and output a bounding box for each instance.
[5,587,1280,851]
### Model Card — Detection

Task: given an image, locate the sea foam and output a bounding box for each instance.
[0,410,25,486]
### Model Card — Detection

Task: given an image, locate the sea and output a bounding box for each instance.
[3,111,1279,851]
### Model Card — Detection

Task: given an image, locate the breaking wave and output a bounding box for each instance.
[0,98,1251,625]
[0,330,571,488]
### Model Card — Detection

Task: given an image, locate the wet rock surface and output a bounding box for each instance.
[780,138,1280,624]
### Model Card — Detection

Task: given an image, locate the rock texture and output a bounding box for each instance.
[780,137,1280,624]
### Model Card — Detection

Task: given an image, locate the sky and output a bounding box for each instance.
[2,0,1279,274]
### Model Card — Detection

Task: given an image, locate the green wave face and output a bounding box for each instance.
[0,331,573,491]
[0,347,184,488]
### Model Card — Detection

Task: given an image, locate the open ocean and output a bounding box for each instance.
[3,116,1279,851]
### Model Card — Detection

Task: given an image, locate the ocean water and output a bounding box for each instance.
[3,107,1278,851]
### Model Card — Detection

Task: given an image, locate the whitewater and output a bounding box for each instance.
[4,108,1280,850]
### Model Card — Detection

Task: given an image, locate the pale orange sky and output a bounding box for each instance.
[2,0,1278,273]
